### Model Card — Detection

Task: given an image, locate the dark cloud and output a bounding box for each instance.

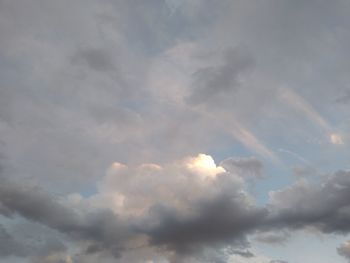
[0,224,28,257]
[145,190,267,255]
[0,179,131,258]
[71,48,115,72]
[268,171,350,233]
[0,179,81,231]
[231,249,254,258]
[336,90,350,105]
[188,47,254,106]
[142,169,350,261]
[269,260,288,263]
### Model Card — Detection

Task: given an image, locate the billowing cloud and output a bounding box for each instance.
[3,154,350,262]
[99,154,267,259]
[0,154,268,262]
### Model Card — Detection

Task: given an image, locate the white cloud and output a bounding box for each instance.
[330,133,344,145]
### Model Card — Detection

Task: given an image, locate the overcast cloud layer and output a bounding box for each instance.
[1,1,350,262]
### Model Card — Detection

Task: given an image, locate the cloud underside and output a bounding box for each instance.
[1,155,350,262]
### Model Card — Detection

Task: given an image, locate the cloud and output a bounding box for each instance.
[0,221,69,262]
[231,249,254,258]
[100,154,267,259]
[0,224,28,257]
[0,154,268,262]
[0,177,132,258]
[279,88,331,132]
[330,133,344,145]
[337,240,350,262]
[0,179,80,230]
[37,255,73,263]
[3,154,350,262]
[220,157,263,178]
[144,190,266,254]
[186,153,226,178]
[226,119,279,162]
[254,230,290,245]
[187,47,254,106]
[268,170,350,233]
[71,47,115,72]
[1,0,350,262]
[336,90,350,105]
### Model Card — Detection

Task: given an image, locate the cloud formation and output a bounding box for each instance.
[338,241,350,262]
[268,171,350,233]
[0,154,267,262]
[2,153,350,262]
[1,154,350,263]
[1,0,350,262]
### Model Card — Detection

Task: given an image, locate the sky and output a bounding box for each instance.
[1,0,350,262]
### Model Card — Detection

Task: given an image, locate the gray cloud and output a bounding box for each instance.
[0,178,131,258]
[220,157,263,178]
[187,47,254,107]
[0,0,230,191]
[0,222,68,261]
[145,192,266,254]
[268,171,350,233]
[336,90,350,105]
[3,163,350,262]
[71,48,115,72]
[0,224,28,257]
[254,230,290,245]
[104,0,223,55]
[231,249,254,258]
[0,160,266,262]
[0,178,81,232]
[1,0,350,262]
[337,241,350,262]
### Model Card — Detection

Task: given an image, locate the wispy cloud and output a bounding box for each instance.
[279,87,345,145]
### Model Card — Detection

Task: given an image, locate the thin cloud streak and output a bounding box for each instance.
[196,108,279,163]
[278,148,311,166]
[279,87,331,131]
[229,119,279,163]
[278,87,345,145]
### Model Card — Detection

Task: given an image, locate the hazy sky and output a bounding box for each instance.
[1,1,350,262]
